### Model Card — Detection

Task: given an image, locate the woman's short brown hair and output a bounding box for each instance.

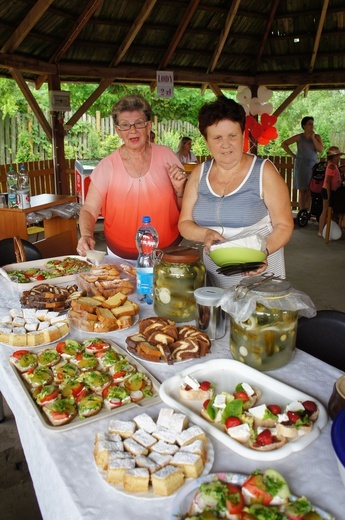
[198,96,246,138]
[112,95,152,125]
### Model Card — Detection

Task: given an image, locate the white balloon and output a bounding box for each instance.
[260,102,273,115]
[249,99,262,116]
[237,85,248,93]
[237,87,252,104]
[258,85,273,102]
[241,103,250,115]
[322,221,342,240]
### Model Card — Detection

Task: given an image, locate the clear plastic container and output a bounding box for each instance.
[153,246,205,322]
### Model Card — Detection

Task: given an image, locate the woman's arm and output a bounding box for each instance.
[178,165,224,249]
[312,133,324,153]
[281,134,299,158]
[262,161,294,255]
[77,183,103,254]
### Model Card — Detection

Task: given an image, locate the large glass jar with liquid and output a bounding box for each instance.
[230,277,298,371]
[153,246,205,322]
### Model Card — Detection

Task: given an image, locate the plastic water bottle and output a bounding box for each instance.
[17,164,31,208]
[7,166,18,208]
[136,216,159,304]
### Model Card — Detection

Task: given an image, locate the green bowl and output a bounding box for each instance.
[209,247,266,267]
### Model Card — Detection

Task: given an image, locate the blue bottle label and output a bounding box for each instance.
[137,268,153,294]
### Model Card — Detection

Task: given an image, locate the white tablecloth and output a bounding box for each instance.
[0,279,344,520]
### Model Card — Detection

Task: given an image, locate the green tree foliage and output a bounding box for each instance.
[1,78,345,161]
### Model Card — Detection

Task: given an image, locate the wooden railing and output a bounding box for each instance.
[0,156,298,208]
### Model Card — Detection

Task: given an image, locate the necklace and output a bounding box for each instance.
[218,166,240,198]
[125,145,147,181]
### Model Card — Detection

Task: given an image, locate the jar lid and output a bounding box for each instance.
[237,275,291,298]
[194,287,225,305]
[336,375,345,398]
[161,246,201,263]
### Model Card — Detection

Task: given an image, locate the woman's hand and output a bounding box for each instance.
[77,235,96,256]
[204,229,225,253]
[167,163,187,196]
[241,258,268,277]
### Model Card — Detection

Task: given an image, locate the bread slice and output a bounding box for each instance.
[71,297,103,313]
[102,292,128,309]
[111,300,139,318]
[171,452,204,478]
[96,307,118,325]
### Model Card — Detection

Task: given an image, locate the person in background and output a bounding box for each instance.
[176,136,198,164]
[178,96,293,289]
[77,94,187,260]
[318,146,344,237]
[281,116,324,211]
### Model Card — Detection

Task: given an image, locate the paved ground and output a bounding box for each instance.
[1,216,344,519]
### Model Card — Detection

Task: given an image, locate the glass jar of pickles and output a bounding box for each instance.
[154,246,205,322]
[229,276,299,371]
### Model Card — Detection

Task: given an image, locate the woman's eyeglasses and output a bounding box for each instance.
[117,121,148,131]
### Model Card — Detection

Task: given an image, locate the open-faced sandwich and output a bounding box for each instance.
[180,375,214,401]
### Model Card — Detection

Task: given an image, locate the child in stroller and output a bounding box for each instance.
[296,161,325,227]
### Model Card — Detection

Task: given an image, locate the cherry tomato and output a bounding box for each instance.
[112,371,126,380]
[225,416,242,429]
[199,381,211,391]
[35,274,45,280]
[267,404,282,415]
[203,399,210,409]
[234,391,249,402]
[51,411,69,420]
[287,411,301,423]
[256,429,273,446]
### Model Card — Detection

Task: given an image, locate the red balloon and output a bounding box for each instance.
[251,122,263,140]
[246,115,256,130]
[243,135,249,152]
[261,113,277,129]
[262,126,278,140]
[258,137,270,145]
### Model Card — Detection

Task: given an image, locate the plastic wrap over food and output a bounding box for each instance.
[26,209,53,224]
[219,275,317,322]
[210,232,266,253]
[50,202,80,219]
[76,262,136,298]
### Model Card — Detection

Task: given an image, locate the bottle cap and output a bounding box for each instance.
[142,216,151,223]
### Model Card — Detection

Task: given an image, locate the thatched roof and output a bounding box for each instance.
[0,0,344,92]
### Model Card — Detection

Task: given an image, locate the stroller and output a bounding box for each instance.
[296,162,325,227]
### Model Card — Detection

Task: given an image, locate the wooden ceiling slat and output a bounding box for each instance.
[1,0,54,53]
[254,0,279,73]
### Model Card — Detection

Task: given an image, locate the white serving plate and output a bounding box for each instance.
[2,255,91,290]
[169,472,334,520]
[9,338,161,431]
[159,359,328,461]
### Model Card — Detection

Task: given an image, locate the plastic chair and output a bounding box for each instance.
[0,237,42,266]
[296,310,345,371]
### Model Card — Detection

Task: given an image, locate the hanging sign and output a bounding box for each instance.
[156,71,174,98]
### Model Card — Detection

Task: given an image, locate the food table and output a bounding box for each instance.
[0,276,344,520]
[0,194,78,247]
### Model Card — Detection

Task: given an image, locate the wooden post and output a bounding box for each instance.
[48,75,68,195]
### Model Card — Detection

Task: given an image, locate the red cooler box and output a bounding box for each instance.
[75,159,100,205]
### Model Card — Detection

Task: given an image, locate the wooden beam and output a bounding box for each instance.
[309,0,329,73]
[10,68,52,140]
[1,0,54,53]
[273,85,308,117]
[109,0,157,68]
[48,76,68,195]
[207,0,241,73]
[66,78,114,129]
[150,0,200,90]
[35,0,103,89]
[209,83,223,97]
[254,0,280,72]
